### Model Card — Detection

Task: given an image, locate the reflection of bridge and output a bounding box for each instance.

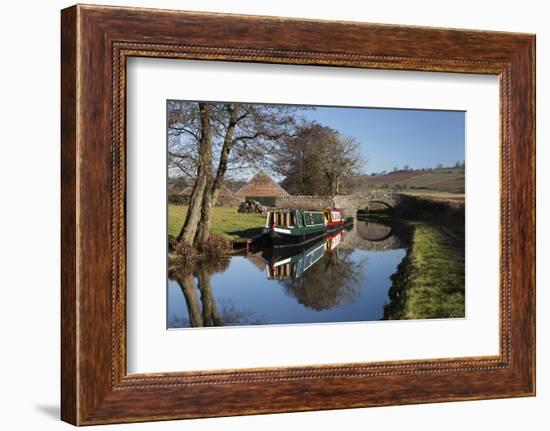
[333,190,413,218]
[339,220,410,252]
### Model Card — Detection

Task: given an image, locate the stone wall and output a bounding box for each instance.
[276,195,335,210]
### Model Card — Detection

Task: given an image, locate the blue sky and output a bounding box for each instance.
[299,106,465,174]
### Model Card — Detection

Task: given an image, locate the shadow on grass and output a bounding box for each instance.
[226,227,264,239]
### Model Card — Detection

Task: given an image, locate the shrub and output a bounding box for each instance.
[168,236,197,274]
[168,194,188,205]
[197,233,231,260]
[168,233,232,273]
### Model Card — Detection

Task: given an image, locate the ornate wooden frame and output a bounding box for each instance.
[61,4,535,425]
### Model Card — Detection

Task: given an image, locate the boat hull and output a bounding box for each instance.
[264,226,327,248]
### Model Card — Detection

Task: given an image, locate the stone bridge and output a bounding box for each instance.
[275,190,417,218]
[333,190,413,218]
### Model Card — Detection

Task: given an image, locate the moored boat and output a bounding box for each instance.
[264,208,327,247]
[323,208,345,229]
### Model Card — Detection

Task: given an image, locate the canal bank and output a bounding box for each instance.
[375,208,465,320]
[168,198,465,326]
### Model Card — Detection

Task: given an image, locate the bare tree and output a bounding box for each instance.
[175,103,212,245]
[167,101,202,180]
[275,123,331,195]
[275,123,364,195]
[168,101,298,248]
[318,134,364,195]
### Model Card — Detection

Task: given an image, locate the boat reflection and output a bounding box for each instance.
[262,230,346,280]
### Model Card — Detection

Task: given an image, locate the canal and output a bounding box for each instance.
[167,217,414,329]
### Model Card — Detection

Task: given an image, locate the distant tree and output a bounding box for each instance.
[454,160,461,168]
[318,134,364,195]
[403,164,410,171]
[275,122,364,195]
[436,163,443,169]
[392,166,398,172]
[274,123,330,195]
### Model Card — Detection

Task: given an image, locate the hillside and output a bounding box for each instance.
[351,167,465,195]
[357,170,422,185]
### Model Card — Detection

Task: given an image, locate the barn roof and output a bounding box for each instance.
[236,171,289,198]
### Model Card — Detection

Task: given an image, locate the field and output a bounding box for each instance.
[168,204,266,241]
[393,171,464,191]
[357,170,422,184]
[354,167,465,196]
[399,189,465,200]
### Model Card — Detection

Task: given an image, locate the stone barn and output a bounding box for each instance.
[236,171,289,207]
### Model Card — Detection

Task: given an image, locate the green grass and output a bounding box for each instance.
[168,204,266,241]
[404,223,465,318]
[361,207,465,320]
[385,219,465,320]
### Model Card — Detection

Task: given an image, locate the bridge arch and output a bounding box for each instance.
[356,220,394,242]
[359,199,394,214]
[333,190,410,218]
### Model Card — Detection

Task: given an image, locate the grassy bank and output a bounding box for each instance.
[168,204,266,241]
[383,214,465,320]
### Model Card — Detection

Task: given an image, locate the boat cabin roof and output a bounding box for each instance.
[268,208,323,213]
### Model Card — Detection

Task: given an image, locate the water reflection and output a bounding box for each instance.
[263,231,345,280]
[168,218,412,328]
[260,231,364,311]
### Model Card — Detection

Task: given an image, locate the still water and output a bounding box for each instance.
[167,219,411,328]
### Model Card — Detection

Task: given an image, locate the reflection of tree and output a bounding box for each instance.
[280,249,365,311]
[175,272,203,327]
[196,269,222,327]
[217,298,265,326]
[169,258,263,327]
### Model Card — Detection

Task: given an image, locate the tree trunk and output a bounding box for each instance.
[197,268,222,327]
[176,103,212,246]
[326,171,337,196]
[194,169,214,247]
[194,106,238,246]
[175,272,203,328]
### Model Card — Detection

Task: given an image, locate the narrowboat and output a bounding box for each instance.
[264,208,327,247]
[323,208,345,229]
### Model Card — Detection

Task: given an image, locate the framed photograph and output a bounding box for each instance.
[61,4,535,425]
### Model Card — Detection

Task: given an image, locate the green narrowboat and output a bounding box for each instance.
[264,208,327,247]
